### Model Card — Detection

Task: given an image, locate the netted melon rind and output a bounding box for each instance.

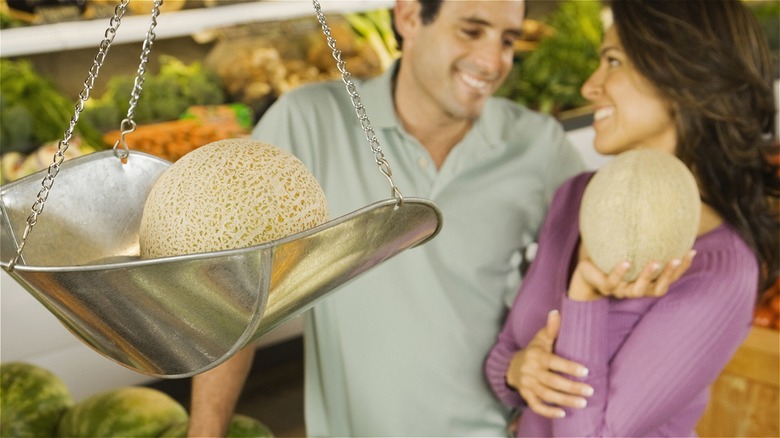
[140,138,329,259]
[579,149,701,281]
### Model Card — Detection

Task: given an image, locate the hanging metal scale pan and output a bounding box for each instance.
[0,0,443,378]
[0,151,441,378]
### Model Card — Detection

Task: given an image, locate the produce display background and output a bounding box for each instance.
[1,1,777,436]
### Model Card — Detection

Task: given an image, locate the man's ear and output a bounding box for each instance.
[393,0,422,42]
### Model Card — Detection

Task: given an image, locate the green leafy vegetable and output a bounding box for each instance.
[0,59,102,153]
[82,55,226,132]
[497,0,603,116]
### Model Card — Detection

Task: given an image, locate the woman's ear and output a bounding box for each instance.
[393,0,422,43]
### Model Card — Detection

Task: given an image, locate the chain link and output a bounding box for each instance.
[113,0,162,160]
[9,0,398,270]
[311,0,404,204]
[8,0,157,270]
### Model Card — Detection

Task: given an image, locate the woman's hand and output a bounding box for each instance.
[569,250,697,301]
[506,310,593,419]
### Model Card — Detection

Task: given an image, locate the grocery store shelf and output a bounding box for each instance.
[0,0,393,58]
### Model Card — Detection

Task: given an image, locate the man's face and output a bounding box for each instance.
[400,1,524,121]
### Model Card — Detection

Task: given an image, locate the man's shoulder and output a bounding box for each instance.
[276,80,346,106]
[483,97,564,135]
[259,80,359,130]
[480,97,569,150]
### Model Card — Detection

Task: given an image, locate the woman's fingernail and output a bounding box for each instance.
[575,398,588,408]
[577,366,589,377]
[549,309,560,316]
[620,261,631,270]
[651,262,661,272]
[689,250,698,258]
[582,385,594,396]
[670,259,681,268]
[556,409,566,418]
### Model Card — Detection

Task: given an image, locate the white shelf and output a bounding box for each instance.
[0,0,393,58]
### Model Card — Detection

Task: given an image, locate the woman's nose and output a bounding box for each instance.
[581,69,602,102]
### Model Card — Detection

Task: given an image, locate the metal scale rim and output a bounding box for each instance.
[0,0,442,378]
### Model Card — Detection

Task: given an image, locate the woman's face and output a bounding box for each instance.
[581,26,677,155]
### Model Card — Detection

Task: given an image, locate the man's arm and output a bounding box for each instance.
[188,347,256,437]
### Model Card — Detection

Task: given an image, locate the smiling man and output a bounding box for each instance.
[394,0,524,167]
[188,1,583,437]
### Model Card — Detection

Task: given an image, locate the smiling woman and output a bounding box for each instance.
[485,0,779,436]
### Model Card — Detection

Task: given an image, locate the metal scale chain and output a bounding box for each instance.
[8,0,161,269]
[113,0,163,161]
[312,0,404,203]
[9,0,400,270]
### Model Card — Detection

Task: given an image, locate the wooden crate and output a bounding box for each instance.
[697,326,779,437]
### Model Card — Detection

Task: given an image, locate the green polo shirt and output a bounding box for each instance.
[252,62,584,437]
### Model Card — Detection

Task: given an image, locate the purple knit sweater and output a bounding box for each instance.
[484,172,757,437]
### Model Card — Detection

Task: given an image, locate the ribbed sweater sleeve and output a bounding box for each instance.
[484,174,590,412]
[485,324,526,408]
[551,241,757,436]
[488,173,758,437]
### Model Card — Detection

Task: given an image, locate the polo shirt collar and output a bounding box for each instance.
[361,60,506,149]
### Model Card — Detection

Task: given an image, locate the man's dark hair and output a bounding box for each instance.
[390,1,527,50]
[391,0,444,50]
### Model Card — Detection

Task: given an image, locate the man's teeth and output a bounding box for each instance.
[461,73,489,91]
[594,107,615,121]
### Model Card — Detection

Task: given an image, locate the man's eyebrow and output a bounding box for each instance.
[460,17,523,37]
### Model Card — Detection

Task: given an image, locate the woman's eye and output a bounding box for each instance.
[607,56,621,68]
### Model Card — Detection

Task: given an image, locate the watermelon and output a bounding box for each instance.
[56,386,188,437]
[1,362,74,437]
[160,414,274,437]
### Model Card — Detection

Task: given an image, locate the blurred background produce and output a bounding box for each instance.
[81,55,226,131]
[0,362,73,437]
[0,2,777,437]
[2,0,87,24]
[0,8,402,182]
[0,2,611,185]
[747,0,779,79]
[203,12,393,118]
[0,59,102,153]
[496,0,603,116]
[0,361,273,438]
[0,0,188,24]
[754,278,780,331]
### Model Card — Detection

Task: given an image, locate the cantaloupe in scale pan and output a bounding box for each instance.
[140,138,329,259]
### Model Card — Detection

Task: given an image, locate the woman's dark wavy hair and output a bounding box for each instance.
[609,0,779,297]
